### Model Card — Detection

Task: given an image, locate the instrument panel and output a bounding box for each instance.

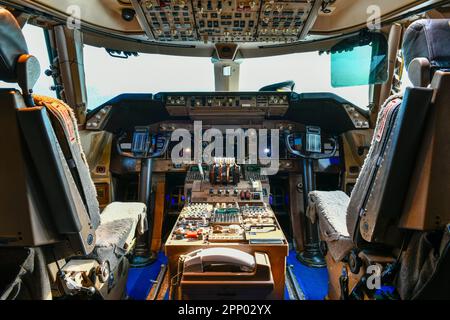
[138,0,317,43]
[163,91,290,116]
[86,91,370,135]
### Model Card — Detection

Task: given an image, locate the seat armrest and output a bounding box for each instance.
[308,191,353,262]
[308,191,350,239]
[101,202,147,235]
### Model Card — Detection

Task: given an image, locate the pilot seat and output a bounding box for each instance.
[0,8,147,299]
[307,19,450,300]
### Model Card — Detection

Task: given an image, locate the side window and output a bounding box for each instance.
[400,63,413,91]
[0,24,55,97]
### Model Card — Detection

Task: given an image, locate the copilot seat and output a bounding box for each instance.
[307,19,450,299]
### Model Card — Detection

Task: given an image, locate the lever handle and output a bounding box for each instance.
[116,132,170,159]
[284,131,338,160]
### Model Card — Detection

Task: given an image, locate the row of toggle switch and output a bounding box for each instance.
[208,188,260,200]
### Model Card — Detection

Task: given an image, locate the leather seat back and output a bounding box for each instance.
[346,19,450,247]
[0,10,28,82]
[399,74,450,231]
[0,8,97,255]
[33,95,101,230]
[346,87,432,247]
[399,20,450,231]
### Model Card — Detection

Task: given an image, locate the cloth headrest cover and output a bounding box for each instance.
[403,19,450,72]
[0,8,29,83]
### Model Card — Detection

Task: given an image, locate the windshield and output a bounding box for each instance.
[84,46,370,110]
[240,52,370,107]
[84,45,214,108]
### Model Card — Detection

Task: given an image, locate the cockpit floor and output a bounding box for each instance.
[125,252,168,300]
[125,250,328,300]
[286,249,328,300]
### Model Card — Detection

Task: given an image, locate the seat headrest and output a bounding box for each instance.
[0,8,29,83]
[403,19,450,86]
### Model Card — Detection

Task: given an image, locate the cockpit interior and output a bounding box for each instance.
[0,0,449,304]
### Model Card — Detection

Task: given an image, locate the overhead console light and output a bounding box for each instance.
[121,8,136,21]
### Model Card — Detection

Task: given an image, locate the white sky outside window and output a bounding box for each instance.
[83,46,214,108]
[84,46,371,110]
[240,52,370,108]
[400,64,414,91]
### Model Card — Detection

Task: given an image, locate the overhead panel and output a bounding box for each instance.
[257,0,311,41]
[136,0,317,43]
[140,0,198,41]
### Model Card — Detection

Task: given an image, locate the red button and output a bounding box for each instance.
[186,231,198,239]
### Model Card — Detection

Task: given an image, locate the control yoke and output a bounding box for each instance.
[284,129,338,160]
[116,129,170,159]
[284,126,338,268]
[115,128,170,266]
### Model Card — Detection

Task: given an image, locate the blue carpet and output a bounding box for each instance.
[125,252,167,300]
[287,249,328,300]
